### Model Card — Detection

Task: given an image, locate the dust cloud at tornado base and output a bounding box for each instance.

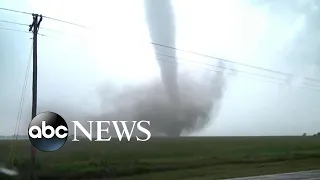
[93,71,226,137]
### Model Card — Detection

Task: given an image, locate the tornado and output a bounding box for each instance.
[144,0,181,108]
[34,1,227,138]
[79,1,226,138]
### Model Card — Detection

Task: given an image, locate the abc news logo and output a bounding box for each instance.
[28,112,151,152]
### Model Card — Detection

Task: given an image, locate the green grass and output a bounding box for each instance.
[0,137,320,180]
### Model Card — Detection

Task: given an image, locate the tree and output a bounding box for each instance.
[302,133,307,136]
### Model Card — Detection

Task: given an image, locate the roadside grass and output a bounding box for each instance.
[0,136,319,180]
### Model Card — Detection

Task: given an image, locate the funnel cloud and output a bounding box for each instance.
[144,0,181,108]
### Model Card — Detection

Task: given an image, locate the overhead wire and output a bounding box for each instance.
[31,16,316,83]
[0,19,55,36]
[0,27,31,34]
[0,8,318,80]
[37,23,320,85]
[0,7,90,28]
[156,57,320,92]
[0,9,316,85]
[33,25,294,85]
[0,27,46,36]
[0,19,29,27]
[0,7,32,15]
[303,83,320,88]
[1,7,320,92]
[42,15,90,29]
[299,86,320,92]
[305,77,320,83]
[156,57,285,85]
[8,43,33,165]
[151,42,291,76]
[155,53,286,82]
[0,21,294,88]
[2,21,320,91]
[21,26,318,88]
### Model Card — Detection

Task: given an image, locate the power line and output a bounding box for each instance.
[304,83,320,89]
[1,13,316,84]
[39,20,316,83]
[0,7,89,28]
[31,27,320,87]
[8,43,32,165]
[155,53,286,82]
[1,26,319,92]
[151,44,320,84]
[0,7,32,15]
[0,8,319,82]
[151,42,291,77]
[0,20,29,27]
[37,26,86,40]
[20,25,320,90]
[0,19,65,36]
[157,56,289,85]
[305,77,320,84]
[163,55,320,90]
[42,15,90,28]
[1,9,319,91]
[1,21,319,90]
[33,19,312,82]
[0,27,30,34]
[26,26,280,82]
[28,24,306,85]
[0,27,46,36]
[1,23,283,87]
[299,87,320,92]
[156,57,320,92]
[28,25,315,84]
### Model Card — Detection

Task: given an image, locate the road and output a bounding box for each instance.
[225,170,320,180]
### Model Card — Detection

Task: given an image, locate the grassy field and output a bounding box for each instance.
[1,137,320,180]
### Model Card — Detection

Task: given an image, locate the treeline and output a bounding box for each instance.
[302,132,320,136]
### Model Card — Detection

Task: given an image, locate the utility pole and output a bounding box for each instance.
[29,13,42,180]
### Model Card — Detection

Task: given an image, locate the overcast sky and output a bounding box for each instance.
[1,0,320,136]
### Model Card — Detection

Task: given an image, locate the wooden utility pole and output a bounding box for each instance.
[29,13,42,180]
